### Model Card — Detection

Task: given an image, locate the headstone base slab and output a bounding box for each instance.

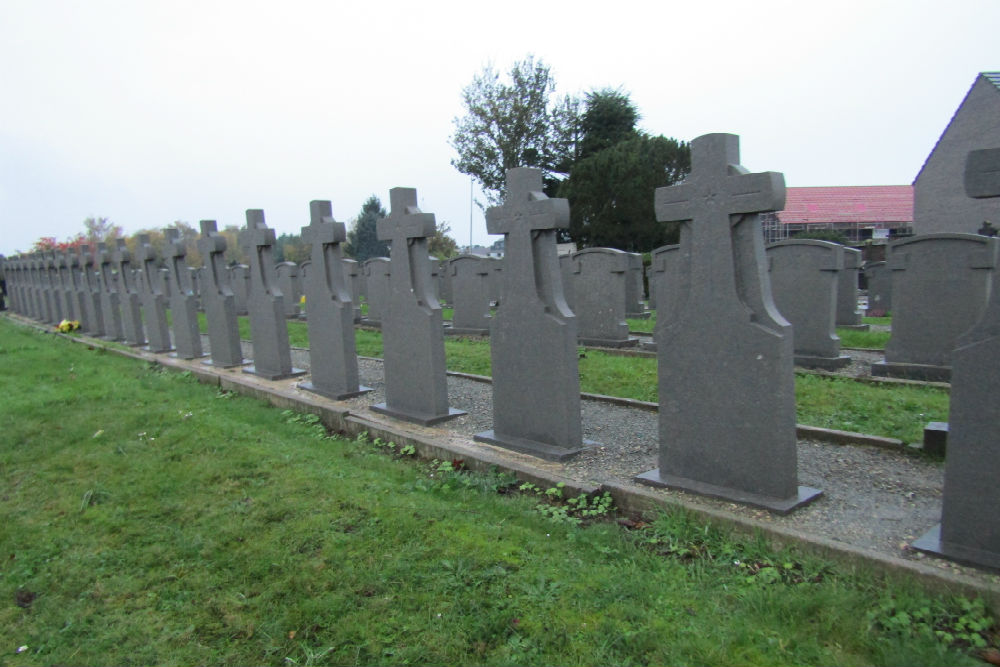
[634,468,823,515]
[837,323,870,331]
[370,403,466,427]
[627,311,651,320]
[445,326,490,336]
[171,352,209,361]
[794,354,852,371]
[202,358,250,369]
[911,524,1000,572]
[871,361,952,382]
[144,345,175,354]
[298,381,373,401]
[579,336,639,349]
[922,421,949,456]
[641,340,658,352]
[360,319,382,329]
[242,366,307,381]
[474,430,597,462]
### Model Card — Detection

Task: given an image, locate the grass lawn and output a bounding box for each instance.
[0,318,990,666]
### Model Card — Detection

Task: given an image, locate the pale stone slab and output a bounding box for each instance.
[636,133,820,513]
[239,210,305,380]
[474,168,593,460]
[197,220,246,368]
[298,200,370,400]
[371,188,464,425]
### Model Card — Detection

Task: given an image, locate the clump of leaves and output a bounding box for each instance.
[868,595,997,652]
[518,482,615,526]
[281,409,327,439]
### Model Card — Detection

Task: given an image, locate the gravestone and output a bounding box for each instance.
[370,188,464,425]
[114,240,146,346]
[137,233,174,353]
[558,253,576,311]
[361,257,390,327]
[635,133,821,513]
[297,200,370,400]
[45,253,63,323]
[77,245,105,337]
[96,242,123,341]
[275,261,303,318]
[447,254,493,335]
[229,264,250,315]
[642,244,680,352]
[913,147,1000,569]
[238,210,305,380]
[165,228,204,359]
[197,220,246,367]
[56,251,77,322]
[836,247,867,329]
[438,257,453,306]
[474,168,592,460]
[188,267,202,311]
[569,247,637,347]
[69,251,90,330]
[864,261,892,316]
[341,258,363,323]
[872,233,998,381]
[766,239,851,369]
[625,252,648,319]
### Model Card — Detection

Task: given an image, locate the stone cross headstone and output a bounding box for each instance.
[114,239,146,346]
[77,245,105,337]
[137,234,173,353]
[474,167,592,460]
[165,228,205,359]
[297,200,370,400]
[197,220,245,367]
[229,264,250,315]
[56,251,77,322]
[361,257,391,327]
[569,247,637,347]
[46,252,63,323]
[370,188,464,425]
[635,133,821,513]
[835,247,867,329]
[872,233,998,382]
[864,260,891,316]
[766,239,850,369]
[238,210,305,380]
[913,146,1000,569]
[69,251,91,330]
[447,254,494,335]
[275,261,303,318]
[341,258,363,323]
[96,242,123,341]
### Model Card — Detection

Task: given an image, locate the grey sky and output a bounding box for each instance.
[1,0,997,256]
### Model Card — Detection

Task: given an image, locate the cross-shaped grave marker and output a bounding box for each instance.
[473,167,594,461]
[137,233,173,353]
[297,200,370,400]
[370,188,464,425]
[164,228,204,359]
[636,133,821,513]
[196,220,245,368]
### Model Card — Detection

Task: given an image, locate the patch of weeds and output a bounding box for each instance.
[215,389,235,400]
[869,594,997,653]
[419,460,519,495]
[281,410,327,439]
[518,482,616,526]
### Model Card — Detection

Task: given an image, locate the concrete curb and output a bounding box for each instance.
[9,314,1000,609]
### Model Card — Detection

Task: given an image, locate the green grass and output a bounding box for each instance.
[0,318,989,666]
[864,315,893,326]
[627,315,656,334]
[837,327,892,350]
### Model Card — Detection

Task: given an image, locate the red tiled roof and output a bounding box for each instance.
[775,186,913,225]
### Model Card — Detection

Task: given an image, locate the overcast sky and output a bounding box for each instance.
[1,0,997,256]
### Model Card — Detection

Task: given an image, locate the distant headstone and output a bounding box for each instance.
[238,210,305,380]
[835,247,866,329]
[45,252,63,323]
[229,264,250,315]
[872,233,998,382]
[77,245,105,337]
[56,251,77,322]
[438,257,453,306]
[96,242,123,341]
[864,260,892,316]
[643,244,680,352]
[114,239,146,346]
[275,261,303,318]
[447,254,494,335]
[297,200,370,400]
[474,168,592,460]
[558,253,576,311]
[197,220,246,368]
[69,251,90,330]
[625,252,648,319]
[165,228,204,359]
[569,247,637,347]
[137,234,174,353]
[341,258,363,323]
[361,257,390,327]
[636,133,821,513]
[913,146,1000,569]
[766,239,851,369]
[370,188,464,425]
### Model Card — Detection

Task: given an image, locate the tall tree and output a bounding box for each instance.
[577,89,640,159]
[427,222,459,259]
[450,56,579,206]
[83,216,123,248]
[346,195,389,262]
